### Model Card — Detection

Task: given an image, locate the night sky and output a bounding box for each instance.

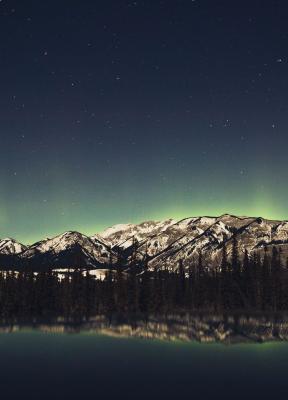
[1,0,288,243]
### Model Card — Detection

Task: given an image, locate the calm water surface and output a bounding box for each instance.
[0,330,288,399]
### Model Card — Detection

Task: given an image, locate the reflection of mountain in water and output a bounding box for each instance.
[2,314,288,343]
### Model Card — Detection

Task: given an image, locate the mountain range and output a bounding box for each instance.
[1,214,288,271]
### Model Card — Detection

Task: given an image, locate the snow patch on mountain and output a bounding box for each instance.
[100,219,177,249]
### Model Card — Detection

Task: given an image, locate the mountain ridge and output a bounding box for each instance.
[1,214,288,271]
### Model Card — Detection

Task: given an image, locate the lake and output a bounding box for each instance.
[1,316,288,399]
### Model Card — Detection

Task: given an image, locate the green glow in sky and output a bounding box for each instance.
[4,178,287,244]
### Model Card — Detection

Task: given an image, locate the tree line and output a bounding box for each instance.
[0,238,287,322]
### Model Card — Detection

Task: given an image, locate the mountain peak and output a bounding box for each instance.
[0,238,26,255]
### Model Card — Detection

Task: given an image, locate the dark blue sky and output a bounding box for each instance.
[1,0,288,242]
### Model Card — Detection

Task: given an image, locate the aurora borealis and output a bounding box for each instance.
[1,0,288,243]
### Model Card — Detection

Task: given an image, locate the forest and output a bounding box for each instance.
[0,238,287,322]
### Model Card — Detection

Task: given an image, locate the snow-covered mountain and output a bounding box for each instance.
[1,214,288,271]
[0,238,27,255]
[19,231,116,270]
[100,214,288,270]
